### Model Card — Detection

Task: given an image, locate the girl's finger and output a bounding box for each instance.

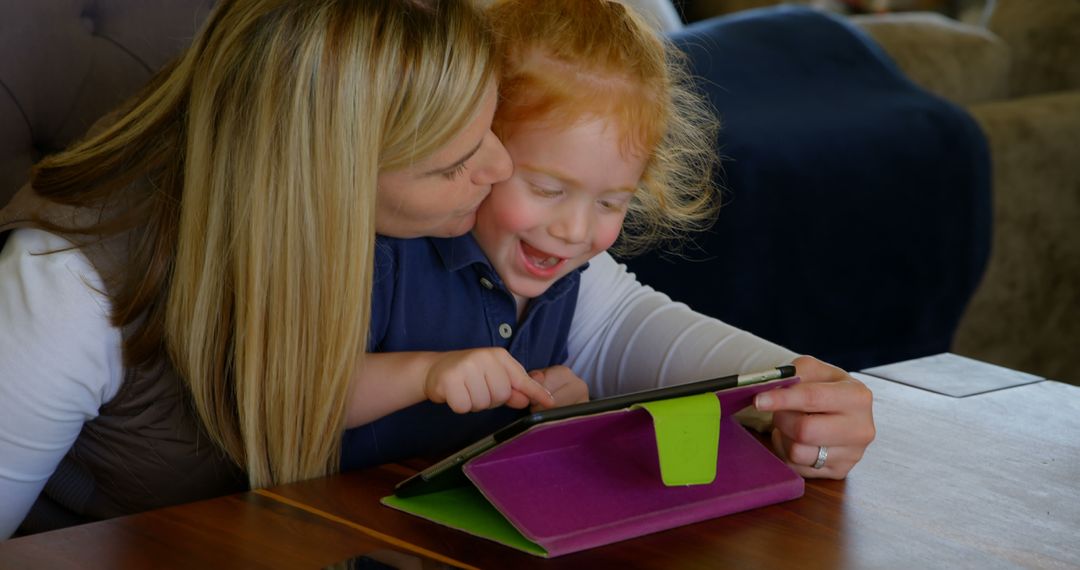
[507,366,554,408]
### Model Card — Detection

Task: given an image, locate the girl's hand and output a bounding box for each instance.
[424,347,554,413]
[525,365,590,412]
[753,355,876,479]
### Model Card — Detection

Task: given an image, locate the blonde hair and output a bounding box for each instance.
[30,0,497,488]
[487,0,720,256]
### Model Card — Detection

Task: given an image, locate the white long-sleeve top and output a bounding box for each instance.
[0,228,796,538]
[568,251,797,396]
[0,229,123,539]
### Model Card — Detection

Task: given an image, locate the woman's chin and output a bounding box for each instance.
[437,212,477,238]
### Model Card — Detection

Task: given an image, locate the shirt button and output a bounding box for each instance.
[479,277,494,290]
[498,323,513,339]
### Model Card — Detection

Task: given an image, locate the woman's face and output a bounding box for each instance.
[375,83,512,238]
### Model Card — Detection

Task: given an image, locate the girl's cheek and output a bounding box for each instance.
[594,217,625,252]
[496,188,548,231]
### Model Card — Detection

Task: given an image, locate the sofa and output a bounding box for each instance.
[2,1,1068,383]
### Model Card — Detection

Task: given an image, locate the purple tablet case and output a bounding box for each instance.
[383,377,803,557]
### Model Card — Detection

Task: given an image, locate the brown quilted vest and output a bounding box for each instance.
[0,184,247,533]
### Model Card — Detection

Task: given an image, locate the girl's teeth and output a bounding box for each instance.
[531,256,559,268]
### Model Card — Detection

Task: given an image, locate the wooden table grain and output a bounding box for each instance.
[2,372,1078,569]
[0,490,447,569]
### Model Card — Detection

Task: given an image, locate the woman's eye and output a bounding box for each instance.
[441,163,468,180]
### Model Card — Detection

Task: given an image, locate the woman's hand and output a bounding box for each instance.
[753,355,875,479]
[424,347,555,413]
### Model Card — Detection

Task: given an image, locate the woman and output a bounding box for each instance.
[0,0,872,539]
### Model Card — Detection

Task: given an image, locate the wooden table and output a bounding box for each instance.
[3,367,1079,569]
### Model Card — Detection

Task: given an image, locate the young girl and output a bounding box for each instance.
[342,0,722,468]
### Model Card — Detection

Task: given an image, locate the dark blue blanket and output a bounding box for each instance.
[623,7,991,370]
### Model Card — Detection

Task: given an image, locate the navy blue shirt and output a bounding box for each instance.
[340,234,584,470]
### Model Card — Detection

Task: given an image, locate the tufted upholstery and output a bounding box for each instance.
[0,0,216,207]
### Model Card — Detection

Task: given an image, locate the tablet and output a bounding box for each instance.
[392,365,796,498]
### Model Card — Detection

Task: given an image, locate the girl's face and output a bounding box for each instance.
[473,118,647,305]
[375,83,512,238]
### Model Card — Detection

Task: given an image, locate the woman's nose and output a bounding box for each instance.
[471,131,513,186]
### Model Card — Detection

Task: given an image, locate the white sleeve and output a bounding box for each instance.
[0,228,123,539]
[619,0,684,32]
[567,251,798,398]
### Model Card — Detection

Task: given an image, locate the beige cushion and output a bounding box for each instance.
[988,0,1080,97]
[852,12,1010,105]
[954,90,1080,382]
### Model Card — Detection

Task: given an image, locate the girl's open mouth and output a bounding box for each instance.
[519,241,567,277]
